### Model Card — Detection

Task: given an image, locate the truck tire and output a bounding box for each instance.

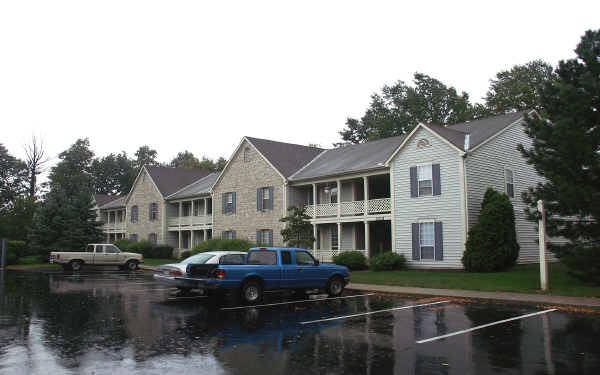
[125,260,138,271]
[70,260,83,272]
[241,280,263,304]
[326,275,344,297]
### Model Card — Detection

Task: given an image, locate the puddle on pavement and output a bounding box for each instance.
[1,269,600,374]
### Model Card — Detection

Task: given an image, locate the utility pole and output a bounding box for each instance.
[537,200,549,291]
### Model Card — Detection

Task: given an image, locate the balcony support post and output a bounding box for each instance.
[363,176,369,216]
[364,221,370,258]
[190,230,194,249]
[312,184,317,218]
[313,224,317,251]
[178,230,182,249]
[336,180,341,218]
[178,202,182,228]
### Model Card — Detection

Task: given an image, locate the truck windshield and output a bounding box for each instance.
[180,253,215,265]
[247,251,277,265]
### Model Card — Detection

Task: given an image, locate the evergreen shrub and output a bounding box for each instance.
[370,252,407,271]
[462,188,520,272]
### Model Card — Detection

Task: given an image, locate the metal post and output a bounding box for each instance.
[0,238,6,270]
[538,200,549,291]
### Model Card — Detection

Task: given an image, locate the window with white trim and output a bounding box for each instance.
[243,147,251,162]
[418,164,433,196]
[258,229,273,246]
[222,230,234,240]
[129,234,138,242]
[130,206,138,223]
[262,188,270,208]
[419,222,435,260]
[505,169,515,198]
[149,233,157,245]
[149,203,158,221]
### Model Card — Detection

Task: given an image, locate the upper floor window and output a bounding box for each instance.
[149,203,158,221]
[130,206,138,223]
[410,164,441,197]
[505,169,515,198]
[243,147,251,162]
[149,233,157,244]
[222,192,236,214]
[257,187,274,211]
[418,164,433,196]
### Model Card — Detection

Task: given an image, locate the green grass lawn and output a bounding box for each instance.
[142,258,176,267]
[350,263,600,298]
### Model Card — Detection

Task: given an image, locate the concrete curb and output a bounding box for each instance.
[346,283,600,309]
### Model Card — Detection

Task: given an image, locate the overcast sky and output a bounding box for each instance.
[1,1,598,171]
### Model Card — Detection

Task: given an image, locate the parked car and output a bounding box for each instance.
[153,251,247,293]
[181,247,350,304]
[50,244,143,271]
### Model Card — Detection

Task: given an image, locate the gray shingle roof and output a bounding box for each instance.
[246,137,324,178]
[146,166,212,197]
[99,196,126,209]
[94,194,121,207]
[289,135,406,181]
[167,172,219,200]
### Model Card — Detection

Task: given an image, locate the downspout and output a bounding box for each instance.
[460,134,470,254]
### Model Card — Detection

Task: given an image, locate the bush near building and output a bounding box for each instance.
[370,252,407,271]
[115,239,174,259]
[332,251,368,270]
[191,239,255,254]
[462,188,519,272]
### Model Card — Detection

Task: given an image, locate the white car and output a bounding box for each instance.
[153,251,246,293]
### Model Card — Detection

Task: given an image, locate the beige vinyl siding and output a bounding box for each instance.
[465,121,553,264]
[391,127,464,268]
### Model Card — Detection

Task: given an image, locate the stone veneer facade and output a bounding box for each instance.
[125,168,166,244]
[212,139,287,245]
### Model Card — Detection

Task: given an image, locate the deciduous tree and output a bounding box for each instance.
[280,205,315,248]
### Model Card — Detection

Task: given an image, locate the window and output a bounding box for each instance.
[222,230,235,240]
[296,251,316,266]
[149,233,157,245]
[105,245,120,254]
[247,250,277,265]
[223,192,236,214]
[418,165,433,196]
[419,222,435,260]
[130,206,138,223]
[331,229,338,251]
[220,254,245,265]
[193,200,199,216]
[87,245,95,253]
[149,203,158,221]
[281,251,292,265]
[243,147,251,162]
[129,234,138,242]
[257,229,273,246]
[505,169,515,198]
[257,187,273,211]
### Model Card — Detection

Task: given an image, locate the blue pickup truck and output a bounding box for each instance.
[178,247,351,304]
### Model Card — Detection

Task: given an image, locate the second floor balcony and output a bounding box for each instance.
[167,214,213,228]
[101,221,126,233]
[306,197,391,218]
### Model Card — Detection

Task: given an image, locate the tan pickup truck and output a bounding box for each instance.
[50,244,144,271]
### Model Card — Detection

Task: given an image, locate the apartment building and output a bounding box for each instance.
[95,111,548,268]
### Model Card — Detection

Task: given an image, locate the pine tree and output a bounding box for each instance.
[280,205,315,248]
[518,29,600,283]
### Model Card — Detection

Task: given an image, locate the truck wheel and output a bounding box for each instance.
[70,260,83,272]
[242,281,263,304]
[125,260,138,271]
[326,276,344,297]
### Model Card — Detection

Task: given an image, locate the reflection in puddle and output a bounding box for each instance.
[1,270,600,374]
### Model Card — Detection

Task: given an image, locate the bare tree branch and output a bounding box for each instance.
[23,134,50,198]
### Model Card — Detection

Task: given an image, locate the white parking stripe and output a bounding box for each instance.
[221,293,375,311]
[167,295,208,301]
[300,301,450,325]
[128,288,177,293]
[417,309,557,344]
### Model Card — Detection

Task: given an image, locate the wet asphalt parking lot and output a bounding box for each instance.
[1,268,600,374]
